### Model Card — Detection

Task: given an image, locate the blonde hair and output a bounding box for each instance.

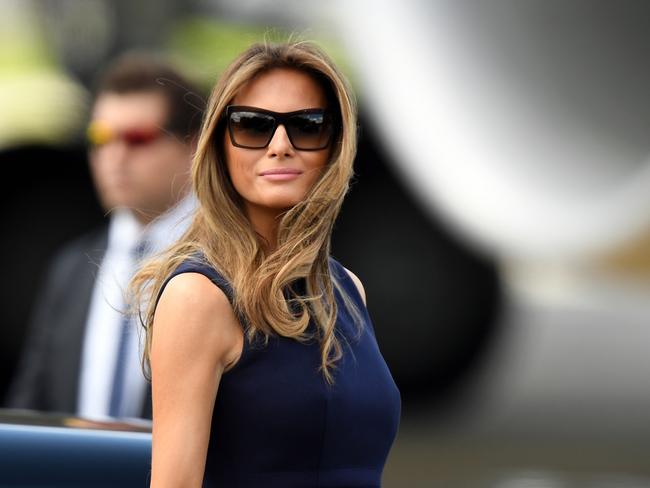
[130,40,361,384]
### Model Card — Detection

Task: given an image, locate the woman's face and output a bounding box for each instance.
[223,68,332,217]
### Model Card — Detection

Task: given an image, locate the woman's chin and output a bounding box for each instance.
[263,194,308,211]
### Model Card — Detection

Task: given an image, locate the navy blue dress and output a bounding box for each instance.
[159,256,401,487]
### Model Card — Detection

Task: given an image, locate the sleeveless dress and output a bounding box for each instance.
[158,256,401,487]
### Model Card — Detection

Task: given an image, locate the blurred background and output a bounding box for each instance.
[2,0,650,486]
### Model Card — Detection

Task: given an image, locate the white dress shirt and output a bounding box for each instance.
[77,193,197,420]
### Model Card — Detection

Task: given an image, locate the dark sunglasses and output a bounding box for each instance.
[87,121,165,148]
[225,105,335,151]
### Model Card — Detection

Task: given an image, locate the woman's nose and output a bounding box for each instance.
[266,124,295,158]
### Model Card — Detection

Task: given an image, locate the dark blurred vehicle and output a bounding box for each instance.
[0,409,151,487]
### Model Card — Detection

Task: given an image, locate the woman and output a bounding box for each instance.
[131,41,401,487]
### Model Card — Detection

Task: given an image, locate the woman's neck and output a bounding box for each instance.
[245,203,285,253]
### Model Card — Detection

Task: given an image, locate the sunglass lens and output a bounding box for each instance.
[229,111,275,148]
[123,129,160,146]
[87,121,113,146]
[287,113,332,150]
[87,122,161,147]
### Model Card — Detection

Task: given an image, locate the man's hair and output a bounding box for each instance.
[93,52,205,140]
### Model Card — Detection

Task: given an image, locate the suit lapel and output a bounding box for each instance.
[46,226,154,420]
[47,229,108,413]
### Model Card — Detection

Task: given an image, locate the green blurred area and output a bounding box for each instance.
[0,5,87,148]
[166,18,355,93]
[1,12,354,149]
[0,5,56,72]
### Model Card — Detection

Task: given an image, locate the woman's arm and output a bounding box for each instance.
[149,272,243,488]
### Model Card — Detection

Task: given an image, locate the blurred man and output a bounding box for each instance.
[5,53,204,420]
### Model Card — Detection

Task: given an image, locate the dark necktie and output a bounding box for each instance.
[108,239,148,418]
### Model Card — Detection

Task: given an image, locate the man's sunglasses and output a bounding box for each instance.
[86,120,165,148]
[225,105,335,151]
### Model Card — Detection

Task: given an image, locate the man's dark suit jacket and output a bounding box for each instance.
[5,226,152,419]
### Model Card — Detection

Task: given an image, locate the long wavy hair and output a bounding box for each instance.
[129,40,361,384]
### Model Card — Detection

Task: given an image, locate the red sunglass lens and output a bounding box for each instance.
[123,129,160,146]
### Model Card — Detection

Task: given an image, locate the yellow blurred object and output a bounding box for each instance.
[86,120,113,147]
[0,71,89,149]
[0,2,89,149]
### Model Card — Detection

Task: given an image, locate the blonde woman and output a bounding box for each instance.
[131,41,401,487]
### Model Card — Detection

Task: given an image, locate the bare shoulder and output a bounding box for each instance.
[341,266,367,306]
[154,272,243,372]
[157,272,232,317]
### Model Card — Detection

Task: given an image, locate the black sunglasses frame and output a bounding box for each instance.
[225,105,335,151]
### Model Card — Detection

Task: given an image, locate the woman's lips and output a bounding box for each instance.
[259,168,303,181]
